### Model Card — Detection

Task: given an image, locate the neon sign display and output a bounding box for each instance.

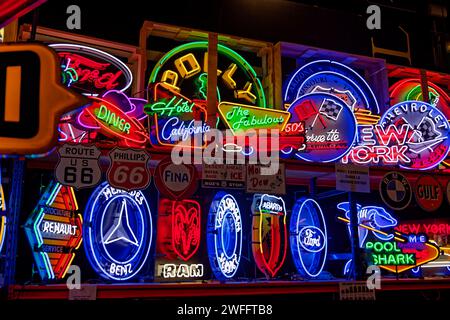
[218,102,290,135]
[289,198,327,278]
[148,41,266,108]
[343,101,450,170]
[77,90,149,147]
[0,184,6,253]
[284,60,380,114]
[251,194,287,278]
[396,221,450,237]
[389,79,450,115]
[414,175,443,212]
[83,182,153,281]
[284,93,357,162]
[49,44,133,96]
[365,233,439,273]
[24,181,82,280]
[157,199,201,261]
[207,192,242,280]
[146,83,210,148]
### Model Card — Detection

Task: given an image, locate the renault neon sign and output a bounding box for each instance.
[24,181,82,280]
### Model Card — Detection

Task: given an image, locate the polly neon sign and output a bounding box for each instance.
[24,181,82,280]
[252,194,287,278]
[49,44,133,96]
[83,182,153,281]
[207,192,242,280]
[157,199,201,261]
[148,41,266,108]
[290,198,327,278]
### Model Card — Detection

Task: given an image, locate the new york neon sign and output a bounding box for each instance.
[251,194,287,278]
[207,192,242,280]
[290,198,327,278]
[49,44,133,96]
[342,101,450,170]
[24,181,82,280]
[83,182,153,281]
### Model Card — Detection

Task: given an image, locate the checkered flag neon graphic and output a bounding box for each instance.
[417,117,440,141]
[319,98,343,121]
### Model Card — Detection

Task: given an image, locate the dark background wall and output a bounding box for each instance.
[20,0,450,72]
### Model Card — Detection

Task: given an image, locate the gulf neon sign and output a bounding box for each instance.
[251,194,287,278]
[24,181,82,280]
[207,192,242,280]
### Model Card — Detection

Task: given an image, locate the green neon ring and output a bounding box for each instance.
[149,41,266,108]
